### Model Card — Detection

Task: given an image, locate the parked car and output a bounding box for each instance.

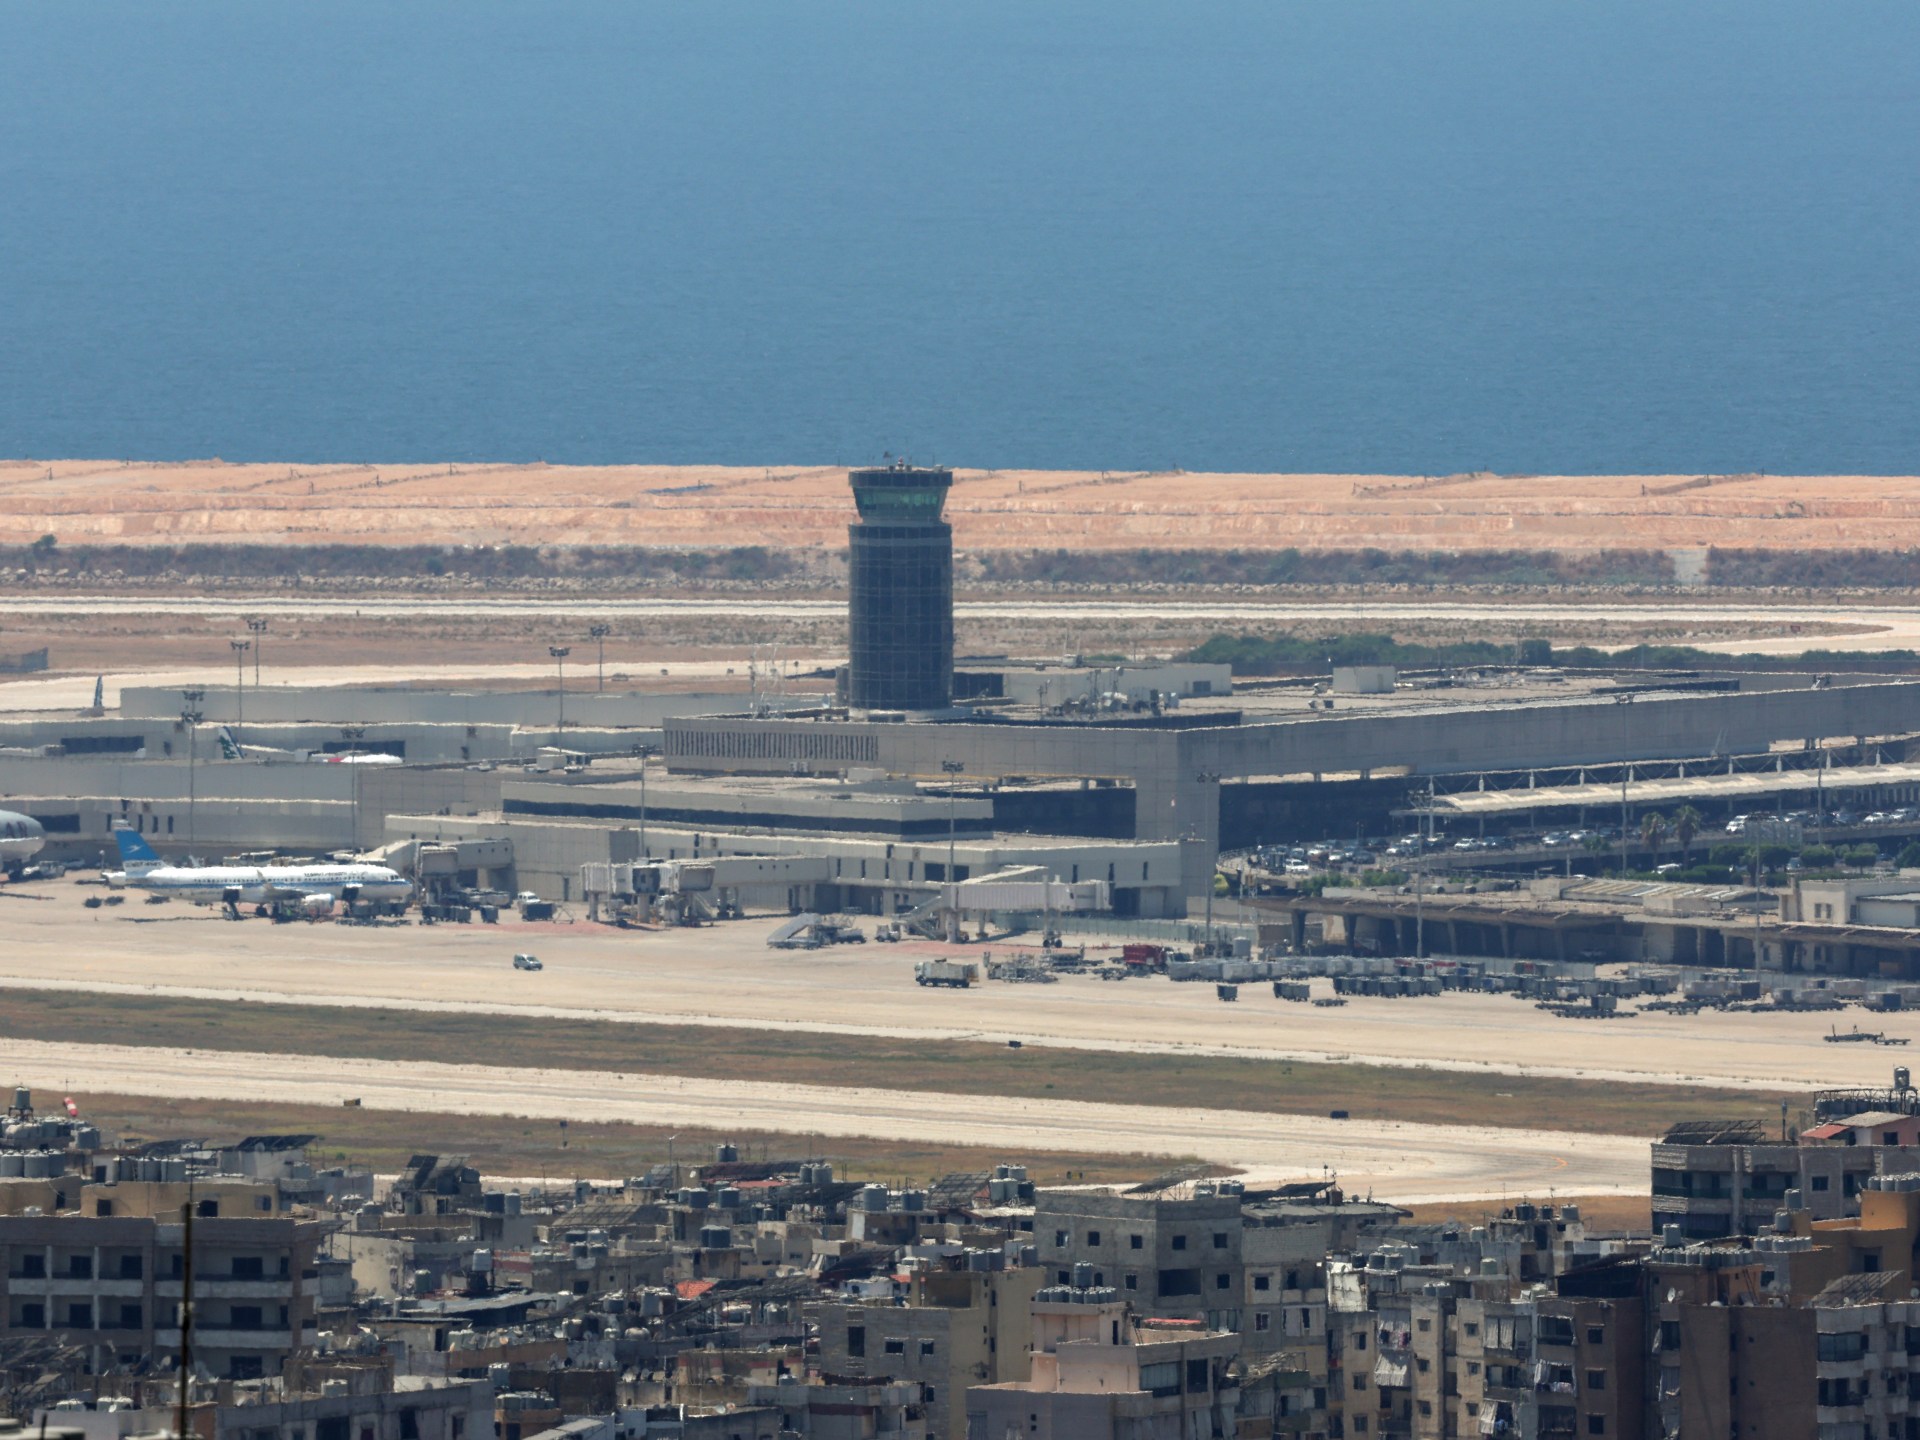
[512,953,543,971]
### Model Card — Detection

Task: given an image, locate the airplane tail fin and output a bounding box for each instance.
[92,675,104,709]
[112,828,161,873]
[217,725,242,760]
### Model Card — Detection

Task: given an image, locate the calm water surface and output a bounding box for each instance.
[1,1,1915,473]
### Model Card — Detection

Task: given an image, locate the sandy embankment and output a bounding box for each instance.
[4,459,1920,553]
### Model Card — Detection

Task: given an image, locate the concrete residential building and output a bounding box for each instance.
[814,1262,1043,1440]
[1033,1187,1244,1332]
[0,1207,329,1376]
[1649,1118,1910,1240]
[964,1289,1247,1440]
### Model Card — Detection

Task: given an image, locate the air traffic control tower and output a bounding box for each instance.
[845,463,954,711]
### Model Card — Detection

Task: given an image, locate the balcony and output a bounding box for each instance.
[154,1278,293,1301]
[155,1327,292,1350]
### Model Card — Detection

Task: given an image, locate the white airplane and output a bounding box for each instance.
[107,828,413,916]
[216,726,401,765]
[0,809,47,880]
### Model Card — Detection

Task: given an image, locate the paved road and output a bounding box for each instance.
[6,1038,1645,1203]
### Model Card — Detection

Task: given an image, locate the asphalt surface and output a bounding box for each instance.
[4,1038,1644,1203]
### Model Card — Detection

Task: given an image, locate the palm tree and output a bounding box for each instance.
[1640,812,1669,864]
[1674,806,1701,865]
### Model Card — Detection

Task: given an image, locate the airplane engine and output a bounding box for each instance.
[300,892,336,917]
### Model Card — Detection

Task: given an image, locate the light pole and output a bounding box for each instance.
[638,746,649,857]
[941,760,965,941]
[342,727,367,850]
[589,624,611,692]
[180,690,204,847]
[247,617,267,690]
[230,640,250,739]
[1411,777,1435,960]
[1620,768,1630,878]
[1195,770,1222,951]
[549,646,571,734]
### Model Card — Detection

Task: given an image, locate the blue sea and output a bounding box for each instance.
[1,1,1916,474]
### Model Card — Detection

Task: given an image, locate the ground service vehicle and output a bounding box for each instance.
[915,959,978,988]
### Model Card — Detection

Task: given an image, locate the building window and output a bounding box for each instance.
[1216,1274,1231,1290]
[1130,1235,1143,1250]
[1124,1274,1138,1290]
[1087,1231,1101,1246]
[1812,1174,1830,1192]
[399,1412,419,1440]
[1417,1318,1430,1332]
[847,1326,865,1358]
[1054,1231,1068,1248]
[1586,1370,1605,1391]
[1172,1235,1187,1251]
[1057,1271,1071,1284]
[1586,1326,1604,1345]
[1354,1331,1368,1351]
[95,1200,114,1217]
[1464,1322,1479,1337]
[884,1338,906,1355]
[15,1253,45,1278]
[1353,1417,1368,1434]
[921,1340,936,1356]
[1256,1313,1270,1332]
[1212,1233,1228,1250]
[197,1199,218,1218]
[1254,1274,1271,1291]
[1586,1418,1605,1436]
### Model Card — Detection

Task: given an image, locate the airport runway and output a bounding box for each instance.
[3,1038,1645,1203]
[0,901,1907,1092]
[0,594,1911,647]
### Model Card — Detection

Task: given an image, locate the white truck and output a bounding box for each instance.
[915,959,979,989]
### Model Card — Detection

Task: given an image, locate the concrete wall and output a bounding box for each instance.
[0,715,522,765]
[120,685,797,728]
[385,811,1184,912]
[1,760,502,858]
[666,680,1920,893]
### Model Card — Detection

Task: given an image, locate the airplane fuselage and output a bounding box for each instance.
[119,862,413,906]
[0,809,47,875]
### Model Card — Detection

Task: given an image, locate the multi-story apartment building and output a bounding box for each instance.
[1032,1186,1245,1332]
[0,1204,328,1377]
[1538,1258,1646,1440]
[1650,1119,1901,1240]
[964,1288,1251,1440]
[814,1259,1042,1440]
